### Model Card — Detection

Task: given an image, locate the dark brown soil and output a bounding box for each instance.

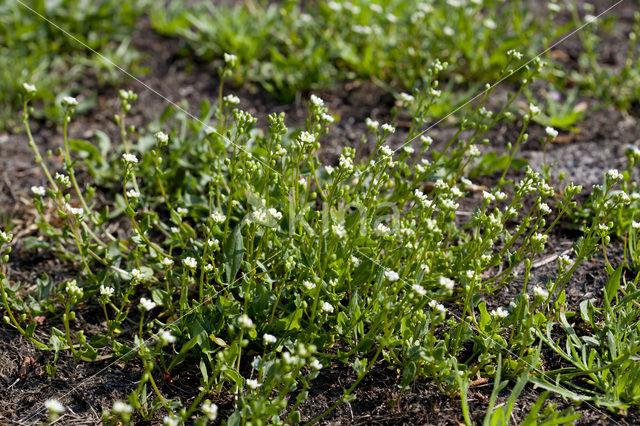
[1,2,640,425]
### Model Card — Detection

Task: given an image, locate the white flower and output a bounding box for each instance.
[177,207,188,216]
[482,191,495,203]
[331,223,346,238]
[321,113,335,123]
[55,172,70,187]
[529,103,540,115]
[539,203,551,215]
[468,145,480,157]
[223,94,240,106]
[381,123,396,133]
[201,400,218,421]
[321,301,334,313]
[238,314,254,329]
[491,307,509,318]
[211,211,226,224]
[246,378,260,389]
[339,155,354,171]
[45,399,65,414]
[69,206,84,217]
[430,88,441,98]
[163,416,179,426]
[302,280,316,290]
[112,401,132,414]
[399,92,414,106]
[366,117,379,131]
[403,146,415,154]
[545,126,558,139]
[263,333,277,345]
[384,270,400,282]
[420,264,430,273]
[375,223,390,236]
[23,82,37,94]
[533,286,549,299]
[61,96,78,107]
[379,145,394,158]
[310,94,324,107]
[310,359,323,370]
[507,49,523,60]
[606,169,623,181]
[122,153,138,164]
[126,189,140,199]
[139,297,156,311]
[157,329,176,345]
[439,277,455,290]
[154,131,168,144]
[31,186,46,196]
[428,299,446,313]
[531,233,547,246]
[420,135,433,148]
[130,268,144,281]
[632,221,640,230]
[100,285,114,298]
[224,52,238,66]
[203,263,213,272]
[162,257,174,267]
[183,257,197,269]
[412,284,426,296]
[325,165,335,176]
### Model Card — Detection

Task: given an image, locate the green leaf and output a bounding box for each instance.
[89,333,109,348]
[604,264,623,306]
[69,139,102,163]
[224,225,244,283]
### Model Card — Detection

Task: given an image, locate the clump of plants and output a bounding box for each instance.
[1,53,638,425]
[0,0,148,128]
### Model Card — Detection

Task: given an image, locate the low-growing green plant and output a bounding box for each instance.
[151,0,564,104]
[0,0,148,128]
[1,56,635,424]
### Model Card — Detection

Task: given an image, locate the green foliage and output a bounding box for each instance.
[0,0,148,128]
[151,0,556,104]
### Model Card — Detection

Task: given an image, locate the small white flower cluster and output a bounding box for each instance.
[31,186,46,197]
[606,169,623,182]
[211,211,226,224]
[632,221,640,230]
[100,285,114,299]
[201,400,218,421]
[223,94,240,106]
[250,207,282,224]
[263,333,277,345]
[491,306,509,318]
[130,268,145,282]
[157,329,176,345]
[398,92,414,107]
[23,82,37,95]
[238,314,254,329]
[378,145,395,167]
[507,49,523,60]
[61,96,78,108]
[321,301,334,313]
[295,131,316,149]
[545,126,558,139]
[224,52,238,67]
[122,153,138,165]
[532,286,549,299]
[366,117,379,131]
[55,172,71,189]
[339,154,354,172]
[45,399,65,414]
[139,297,157,311]
[155,131,169,144]
[439,277,455,290]
[384,270,400,282]
[302,280,316,290]
[375,222,391,236]
[331,223,346,238]
[112,401,133,415]
[126,189,140,199]
[381,123,395,134]
[183,257,197,269]
[428,299,446,313]
[162,257,174,268]
[412,283,426,296]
